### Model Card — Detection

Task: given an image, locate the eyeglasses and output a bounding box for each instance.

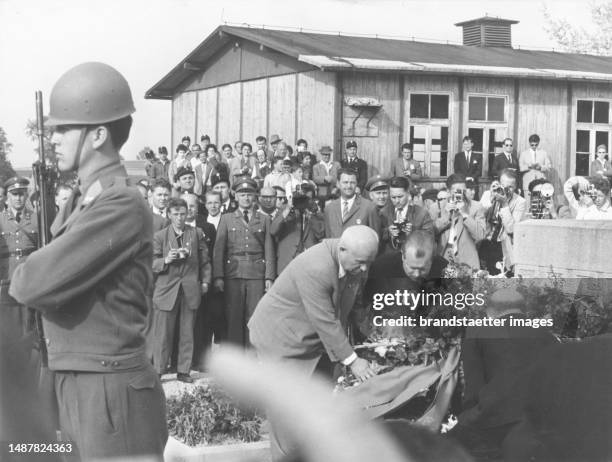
[504,144,513,147]
[530,143,539,147]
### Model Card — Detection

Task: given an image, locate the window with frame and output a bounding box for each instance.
[575,99,611,176]
[408,93,450,177]
[466,94,508,176]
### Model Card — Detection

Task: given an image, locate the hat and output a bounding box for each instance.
[259,186,276,197]
[282,159,293,167]
[4,177,30,193]
[320,145,333,154]
[273,185,286,196]
[211,174,230,188]
[421,188,439,202]
[233,178,258,194]
[346,140,357,149]
[365,175,389,192]
[174,166,195,182]
[270,134,282,145]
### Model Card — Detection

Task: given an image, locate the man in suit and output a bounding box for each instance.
[270,183,325,274]
[212,178,275,348]
[229,142,256,186]
[313,145,341,200]
[211,176,238,215]
[248,225,379,460]
[448,288,556,459]
[453,136,483,197]
[150,178,171,231]
[193,147,219,196]
[151,198,211,383]
[435,173,486,271]
[153,146,171,181]
[341,140,368,192]
[519,134,552,202]
[491,137,519,179]
[380,176,434,253]
[479,169,526,275]
[257,186,279,220]
[390,143,423,179]
[324,168,381,238]
[172,166,197,199]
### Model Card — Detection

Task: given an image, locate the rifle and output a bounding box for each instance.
[31,91,57,365]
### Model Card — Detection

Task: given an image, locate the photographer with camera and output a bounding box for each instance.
[563,175,612,219]
[527,178,557,219]
[271,183,325,275]
[435,173,485,271]
[479,169,526,275]
[380,176,433,253]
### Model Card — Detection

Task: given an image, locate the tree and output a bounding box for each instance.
[0,127,16,184]
[543,1,612,55]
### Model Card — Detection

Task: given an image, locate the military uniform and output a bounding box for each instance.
[9,62,167,461]
[0,178,38,340]
[213,179,275,347]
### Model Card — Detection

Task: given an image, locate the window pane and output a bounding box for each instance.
[577,100,593,123]
[595,131,609,154]
[440,127,448,176]
[468,128,484,154]
[409,125,426,163]
[487,97,505,122]
[468,96,486,121]
[430,162,440,177]
[594,101,609,124]
[430,95,449,119]
[576,129,590,153]
[410,94,429,119]
[576,154,590,176]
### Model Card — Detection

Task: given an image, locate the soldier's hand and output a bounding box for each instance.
[349,357,376,382]
[214,278,224,292]
[265,279,273,292]
[388,224,400,238]
[403,222,413,235]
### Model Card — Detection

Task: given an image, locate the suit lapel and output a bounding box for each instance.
[343,196,360,223]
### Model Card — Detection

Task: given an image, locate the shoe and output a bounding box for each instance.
[177,373,194,384]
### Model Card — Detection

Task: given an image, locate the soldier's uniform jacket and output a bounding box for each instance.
[213,209,275,281]
[0,208,38,303]
[9,164,153,372]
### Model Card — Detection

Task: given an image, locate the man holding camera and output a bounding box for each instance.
[563,176,612,219]
[380,176,433,253]
[271,183,325,275]
[479,169,526,275]
[434,174,486,271]
[151,198,211,383]
[527,179,557,219]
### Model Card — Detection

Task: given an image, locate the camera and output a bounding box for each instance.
[582,184,598,200]
[292,184,312,211]
[452,189,465,203]
[176,248,190,260]
[529,183,554,219]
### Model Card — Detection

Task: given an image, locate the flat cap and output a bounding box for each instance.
[422,188,439,202]
[211,174,230,188]
[270,134,282,144]
[346,140,357,149]
[365,175,389,192]
[4,177,30,193]
[233,178,258,193]
[319,145,333,154]
[174,166,195,182]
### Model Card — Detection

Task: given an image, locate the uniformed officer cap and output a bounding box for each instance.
[365,175,389,192]
[346,140,357,149]
[4,176,30,193]
[211,175,230,188]
[174,166,195,182]
[233,178,258,194]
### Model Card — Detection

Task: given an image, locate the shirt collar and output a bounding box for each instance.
[78,162,126,199]
[338,261,346,279]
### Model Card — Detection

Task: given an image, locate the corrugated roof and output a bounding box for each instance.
[146,25,612,100]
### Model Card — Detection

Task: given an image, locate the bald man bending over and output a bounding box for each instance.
[248,225,379,460]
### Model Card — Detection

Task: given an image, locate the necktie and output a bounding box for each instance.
[507,154,511,163]
[466,152,470,164]
[451,216,460,256]
[342,201,349,221]
[222,204,227,214]
[15,211,21,223]
[243,209,249,223]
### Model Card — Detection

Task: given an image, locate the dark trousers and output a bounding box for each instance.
[152,290,195,374]
[55,365,167,461]
[447,422,516,462]
[478,239,503,275]
[225,278,264,348]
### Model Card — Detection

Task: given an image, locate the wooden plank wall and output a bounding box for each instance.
[517,79,568,194]
[297,71,336,152]
[341,73,401,176]
[217,82,241,147]
[196,87,217,144]
[241,79,267,146]
[171,92,197,154]
[268,74,297,145]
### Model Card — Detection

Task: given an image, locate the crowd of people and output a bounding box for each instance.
[2,60,612,462]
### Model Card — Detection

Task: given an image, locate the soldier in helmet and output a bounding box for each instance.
[9,62,167,460]
[212,178,275,347]
[0,177,38,340]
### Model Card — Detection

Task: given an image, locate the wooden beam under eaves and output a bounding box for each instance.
[183,62,203,71]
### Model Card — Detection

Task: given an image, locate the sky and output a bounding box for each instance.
[0,0,593,167]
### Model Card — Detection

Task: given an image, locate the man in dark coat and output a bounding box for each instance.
[341,140,368,192]
[453,136,482,197]
[491,137,519,179]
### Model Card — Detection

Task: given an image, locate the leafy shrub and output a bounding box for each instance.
[166,383,263,447]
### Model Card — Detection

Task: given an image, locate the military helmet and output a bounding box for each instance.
[47,62,135,126]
